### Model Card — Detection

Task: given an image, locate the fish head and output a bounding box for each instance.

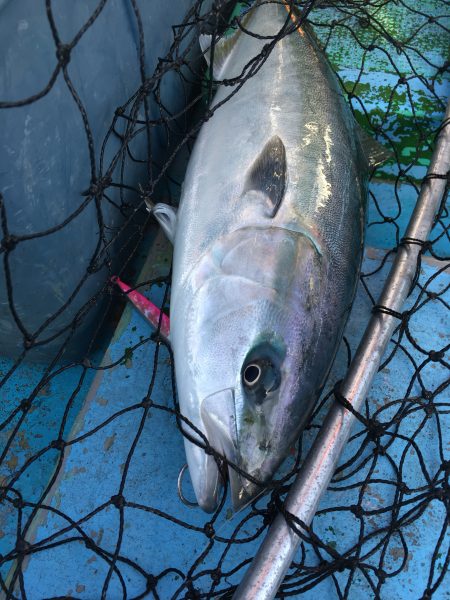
[175,226,327,512]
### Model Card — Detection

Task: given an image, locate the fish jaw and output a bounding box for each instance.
[183,388,256,513]
[183,439,222,513]
[196,384,298,512]
[200,388,268,512]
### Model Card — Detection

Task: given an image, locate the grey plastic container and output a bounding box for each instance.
[0,0,204,361]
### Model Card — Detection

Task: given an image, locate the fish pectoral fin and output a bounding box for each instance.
[244,135,287,218]
[151,203,177,244]
[356,124,394,168]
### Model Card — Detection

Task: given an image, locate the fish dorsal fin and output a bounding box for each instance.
[199,33,213,62]
[356,124,393,168]
[199,11,250,80]
[244,135,287,218]
[199,31,241,80]
[152,203,177,244]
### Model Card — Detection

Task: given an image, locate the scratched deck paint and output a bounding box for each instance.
[1,0,449,597]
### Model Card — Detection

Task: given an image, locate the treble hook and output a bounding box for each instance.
[177,463,199,508]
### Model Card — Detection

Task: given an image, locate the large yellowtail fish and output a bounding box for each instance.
[149,0,389,512]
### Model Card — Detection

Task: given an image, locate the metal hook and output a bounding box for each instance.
[177,463,199,507]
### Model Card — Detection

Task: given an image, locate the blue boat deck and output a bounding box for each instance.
[1,1,449,597]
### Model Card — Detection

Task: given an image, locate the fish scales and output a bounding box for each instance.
[168,1,370,512]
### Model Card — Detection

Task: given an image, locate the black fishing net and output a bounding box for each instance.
[0,0,449,598]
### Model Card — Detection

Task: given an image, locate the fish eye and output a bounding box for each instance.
[242,357,280,400]
[243,363,262,387]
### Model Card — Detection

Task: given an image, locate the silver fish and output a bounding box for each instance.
[152,0,388,512]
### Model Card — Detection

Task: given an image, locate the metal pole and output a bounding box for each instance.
[233,101,450,600]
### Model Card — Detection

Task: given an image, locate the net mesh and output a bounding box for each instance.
[0,0,449,598]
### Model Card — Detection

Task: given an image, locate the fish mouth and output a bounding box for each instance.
[200,389,267,512]
[229,469,267,512]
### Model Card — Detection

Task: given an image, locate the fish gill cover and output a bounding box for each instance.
[0,0,449,598]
